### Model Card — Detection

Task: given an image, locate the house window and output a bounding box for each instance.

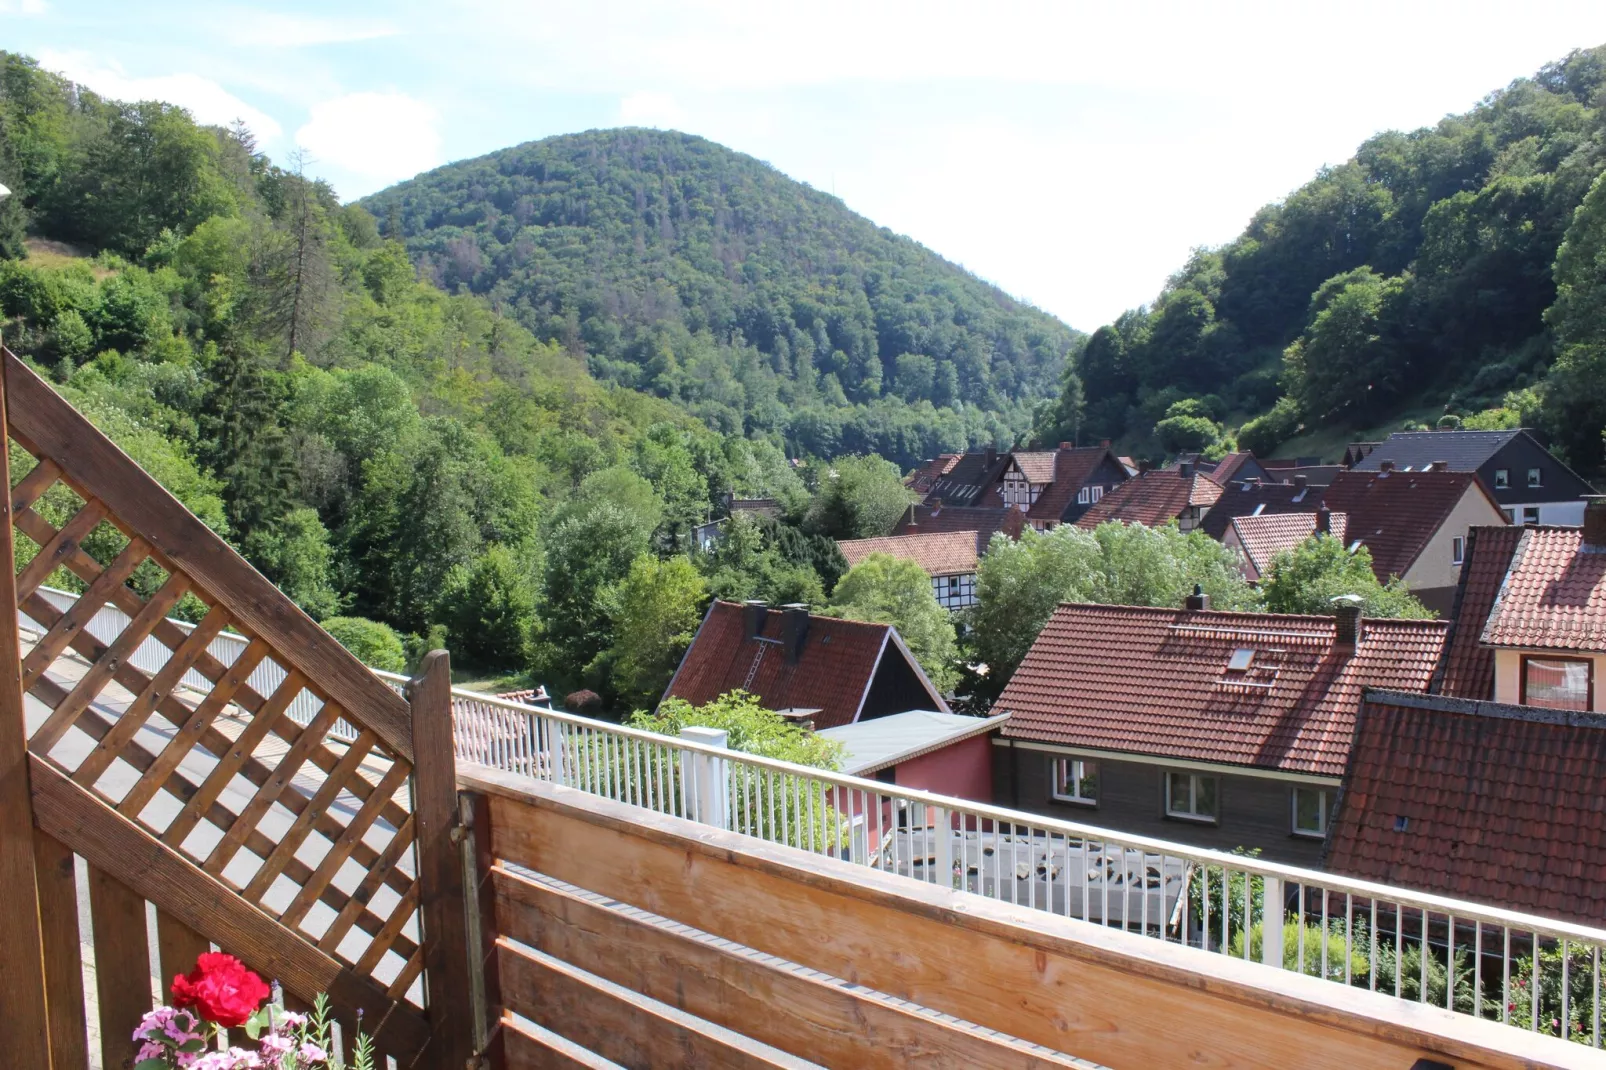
[1502,508,1517,524]
[1291,787,1332,838]
[1165,771,1218,822]
[1523,506,1541,525]
[1521,656,1592,711]
[1002,472,1035,510]
[1494,468,1510,489]
[1451,536,1464,565]
[1077,485,1105,506]
[1051,758,1099,805]
[1528,467,1543,488]
[932,572,976,610]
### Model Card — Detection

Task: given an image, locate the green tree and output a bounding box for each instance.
[321,616,407,672]
[970,522,1259,692]
[1259,534,1433,618]
[629,690,843,768]
[531,501,654,694]
[1542,169,1606,474]
[826,552,958,692]
[1281,267,1411,423]
[438,544,539,670]
[255,506,341,620]
[607,554,709,709]
[803,454,913,538]
[1153,398,1224,455]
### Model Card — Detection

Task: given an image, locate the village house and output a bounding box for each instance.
[1073,462,1224,532]
[837,530,983,610]
[818,709,1007,801]
[661,600,949,728]
[1429,523,1527,699]
[1197,475,1324,541]
[1221,508,1348,583]
[989,593,1447,865]
[1349,428,1595,526]
[1317,466,1508,614]
[902,443,1128,536]
[1325,688,1606,925]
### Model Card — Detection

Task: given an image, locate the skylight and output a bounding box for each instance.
[1227,648,1255,673]
[1251,504,1266,516]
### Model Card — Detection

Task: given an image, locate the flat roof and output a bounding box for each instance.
[817,710,1009,776]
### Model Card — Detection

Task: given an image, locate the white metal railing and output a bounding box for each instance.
[442,687,1606,1050]
[26,587,1606,1047]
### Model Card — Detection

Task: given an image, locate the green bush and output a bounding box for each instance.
[320,616,407,673]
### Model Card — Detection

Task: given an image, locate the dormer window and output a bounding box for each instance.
[1250,504,1265,516]
[1528,468,1543,488]
[1227,648,1255,673]
[1494,468,1510,489]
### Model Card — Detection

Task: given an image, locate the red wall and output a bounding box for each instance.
[890,732,994,802]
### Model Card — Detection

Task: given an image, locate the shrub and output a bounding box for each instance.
[320,616,406,672]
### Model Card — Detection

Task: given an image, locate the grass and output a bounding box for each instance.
[24,237,117,279]
[1269,402,1446,462]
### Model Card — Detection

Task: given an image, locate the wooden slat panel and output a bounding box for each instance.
[11,454,62,514]
[14,498,109,602]
[469,772,1574,1070]
[495,869,1071,1070]
[4,348,413,760]
[282,759,411,929]
[88,864,150,1070]
[408,650,476,1066]
[243,728,377,902]
[156,910,211,993]
[0,364,52,1069]
[34,831,89,1070]
[500,941,804,1069]
[18,534,145,690]
[502,1014,623,1070]
[29,755,432,1060]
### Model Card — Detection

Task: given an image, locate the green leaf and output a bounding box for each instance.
[178,1038,206,1052]
[133,1059,168,1070]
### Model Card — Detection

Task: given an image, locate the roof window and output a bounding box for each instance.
[1226,648,1255,673]
[1251,504,1266,516]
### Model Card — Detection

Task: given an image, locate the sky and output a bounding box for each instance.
[7,2,1606,331]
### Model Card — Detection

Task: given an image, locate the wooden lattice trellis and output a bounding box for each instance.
[0,349,473,1069]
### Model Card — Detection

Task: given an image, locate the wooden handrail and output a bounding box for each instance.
[463,765,1597,1070]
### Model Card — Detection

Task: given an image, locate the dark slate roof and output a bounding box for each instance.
[1198,481,1323,541]
[1326,690,1606,925]
[1431,525,1525,700]
[1350,429,1523,472]
[1319,470,1498,582]
[663,601,948,729]
[897,504,1023,540]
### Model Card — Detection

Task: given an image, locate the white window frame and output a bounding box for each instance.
[1050,757,1098,806]
[1528,467,1543,488]
[1291,786,1330,839]
[1494,468,1510,489]
[1523,506,1541,525]
[1451,536,1464,565]
[1164,771,1218,823]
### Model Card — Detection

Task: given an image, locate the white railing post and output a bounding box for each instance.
[679,726,729,829]
[1263,876,1284,969]
[933,806,953,889]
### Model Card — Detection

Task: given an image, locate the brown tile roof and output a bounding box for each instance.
[663,601,947,729]
[1011,451,1059,484]
[1481,527,1606,651]
[925,451,1011,507]
[1207,452,1259,485]
[1074,469,1223,529]
[837,531,980,577]
[897,504,1023,540]
[1199,481,1322,540]
[1229,512,1348,579]
[996,604,1447,776]
[1432,525,1525,699]
[1325,690,1606,925]
[1025,446,1122,524]
[1318,469,1496,582]
[905,454,959,494]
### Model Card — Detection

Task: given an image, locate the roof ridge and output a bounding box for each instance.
[1050,601,1447,630]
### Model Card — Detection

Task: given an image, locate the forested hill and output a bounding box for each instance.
[360,129,1081,460]
[1048,45,1606,478]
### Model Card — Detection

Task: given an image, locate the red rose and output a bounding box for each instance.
[170,953,270,1028]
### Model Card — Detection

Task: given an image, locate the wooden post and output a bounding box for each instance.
[409,650,476,1069]
[0,350,55,1068]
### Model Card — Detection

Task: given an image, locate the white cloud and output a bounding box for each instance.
[214,11,400,48]
[0,0,48,14]
[36,49,282,140]
[295,92,443,187]
[618,91,686,129]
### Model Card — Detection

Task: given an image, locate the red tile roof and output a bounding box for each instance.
[1481,527,1606,651]
[897,504,1023,541]
[1326,690,1606,925]
[837,531,980,577]
[996,604,1447,776]
[1432,525,1525,699]
[1025,446,1123,524]
[1208,452,1257,485]
[1319,470,1499,582]
[1011,450,1059,484]
[1199,481,1322,541]
[1074,469,1223,529]
[663,601,947,729]
[1229,512,1348,580]
[905,454,960,494]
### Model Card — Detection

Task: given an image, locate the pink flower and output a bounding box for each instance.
[136,1040,166,1062]
[298,1042,328,1063]
[259,1034,293,1056]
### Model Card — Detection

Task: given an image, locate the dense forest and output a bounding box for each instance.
[360,129,1082,465]
[1041,45,1606,477]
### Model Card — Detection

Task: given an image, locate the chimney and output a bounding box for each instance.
[1184,583,1209,611]
[985,446,997,468]
[1379,460,1395,474]
[1332,595,1363,652]
[930,496,943,516]
[780,603,811,664]
[1179,461,1194,478]
[1585,497,1606,550]
[1429,460,1448,473]
[1059,441,1073,450]
[743,600,768,640]
[1294,474,1308,490]
[1315,505,1331,535]
[1100,439,1111,449]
